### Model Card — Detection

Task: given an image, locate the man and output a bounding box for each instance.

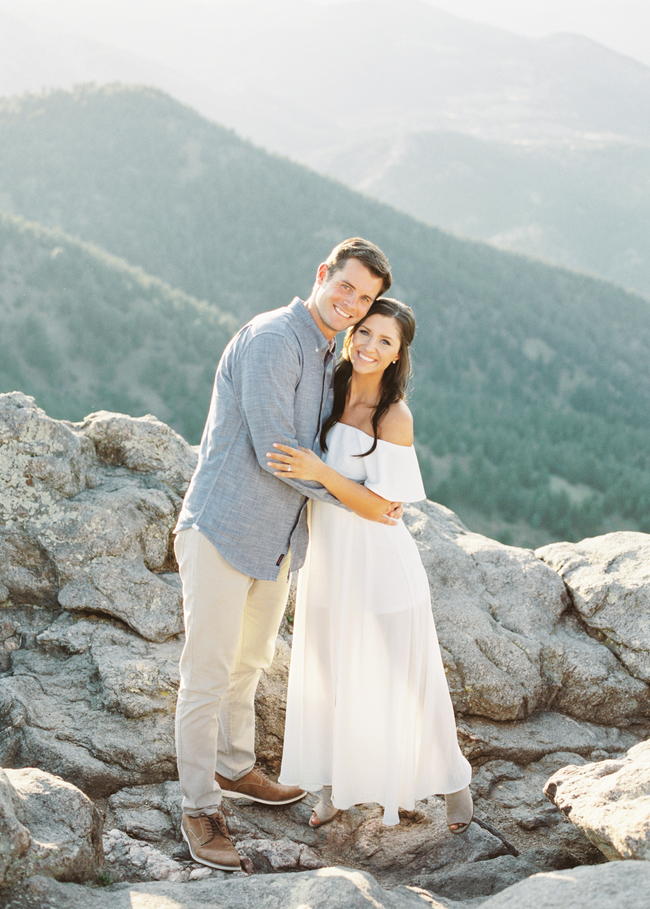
[174,238,396,870]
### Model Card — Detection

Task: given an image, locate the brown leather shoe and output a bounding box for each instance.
[215,763,306,805]
[181,810,241,870]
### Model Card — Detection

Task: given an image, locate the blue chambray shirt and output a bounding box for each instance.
[175,298,340,580]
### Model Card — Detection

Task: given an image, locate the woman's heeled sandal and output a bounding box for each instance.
[309,793,340,828]
[309,785,340,829]
[445,786,474,835]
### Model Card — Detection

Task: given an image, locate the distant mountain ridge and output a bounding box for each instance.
[1,84,650,547]
[2,0,649,299]
[315,131,650,298]
[2,0,649,152]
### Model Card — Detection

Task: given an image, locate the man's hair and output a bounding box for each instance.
[324,238,392,296]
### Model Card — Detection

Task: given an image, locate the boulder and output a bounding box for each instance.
[458,711,641,766]
[537,533,650,685]
[102,828,212,883]
[405,503,650,727]
[544,739,650,860]
[78,410,197,497]
[0,394,191,642]
[0,767,102,887]
[477,860,650,909]
[0,614,179,796]
[0,867,472,909]
[3,396,650,900]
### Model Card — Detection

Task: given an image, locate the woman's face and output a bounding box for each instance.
[348,313,401,378]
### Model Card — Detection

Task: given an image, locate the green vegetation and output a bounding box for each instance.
[1,85,649,546]
[322,131,650,300]
[0,212,235,442]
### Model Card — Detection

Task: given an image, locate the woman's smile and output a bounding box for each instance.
[350,313,401,375]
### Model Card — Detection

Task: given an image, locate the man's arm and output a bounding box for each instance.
[234,330,400,520]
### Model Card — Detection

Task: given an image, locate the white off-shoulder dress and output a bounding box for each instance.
[279,422,471,825]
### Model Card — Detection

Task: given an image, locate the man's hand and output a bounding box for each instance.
[378,501,403,525]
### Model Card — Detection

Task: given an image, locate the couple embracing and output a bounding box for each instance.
[173,238,472,870]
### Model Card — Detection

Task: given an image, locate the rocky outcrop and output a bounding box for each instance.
[477,861,650,909]
[409,502,650,730]
[544,739,650,861]
[0,767,102,887]
[1,393,650,906]
[537,533,650,689]
[0,866,471,909]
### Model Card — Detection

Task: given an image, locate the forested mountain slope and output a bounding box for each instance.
[1,85,649,545]
[0,211,235,442]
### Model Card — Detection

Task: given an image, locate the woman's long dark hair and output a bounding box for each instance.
[320,297,416,456]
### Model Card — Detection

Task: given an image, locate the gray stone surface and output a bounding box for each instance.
[544,739,650,860]
[0,868,471,909]
[3,396,650,902]
[102,828,212,883]
[458,711,642,766]
[0,393,187,642]
[477,861,650,909]
[537,533,650,685]
[406,503,650,727]
[0,768,102,887]
[0,614,179,796]
[78,410,197,497]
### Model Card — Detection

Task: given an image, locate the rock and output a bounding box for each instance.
[0,607,290,798]
[537,533,650,685]
[0,867,471,909]
[78,410,197,498]
[544,739,650,860]
[0,394,185,642]
[405,503,650,727]
[0,614,179,796]
[106,781,182,843]
[254,636,292,774]
[236,835,326,873]
[458,711,642,766]
[477,860,650,909]
[3,397,650,901]
[468,752,606,874]
[207,791,510,892]
[58,557,183,643]
[102,828,212,883]
[0,767,102,887]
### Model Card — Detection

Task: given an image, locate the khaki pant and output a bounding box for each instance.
[174,528,290,815]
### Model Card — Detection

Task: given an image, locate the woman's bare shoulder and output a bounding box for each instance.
[377,401,413,446]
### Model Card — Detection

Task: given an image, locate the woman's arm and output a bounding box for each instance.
[267,444,396,522]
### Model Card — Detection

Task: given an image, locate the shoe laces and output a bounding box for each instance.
[253,762,270,782]
[207,811,232,842]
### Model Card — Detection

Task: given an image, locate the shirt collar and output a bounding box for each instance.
[288,297,336,354]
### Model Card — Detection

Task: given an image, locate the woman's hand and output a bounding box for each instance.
[267,443,326,482]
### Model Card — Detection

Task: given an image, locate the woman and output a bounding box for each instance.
[268,298,472,831]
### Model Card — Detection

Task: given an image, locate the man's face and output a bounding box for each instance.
[308,257,385,340]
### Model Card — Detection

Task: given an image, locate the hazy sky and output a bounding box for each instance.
[312,0,650,66]
[1,0,649,67]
